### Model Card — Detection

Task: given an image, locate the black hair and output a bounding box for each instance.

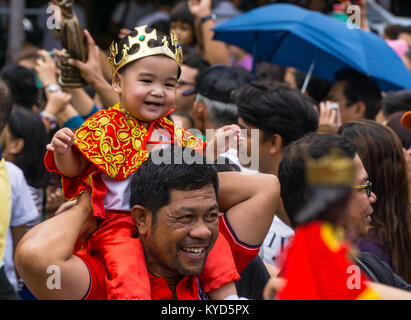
[170,1,195,27]
[386,111,411,149]
[383,24,405,40]
[0,65,40,110]
[293,69,333,104]
[7,107,48,188]
[382,90,411,117]
[278,133,356,228]
[130,146,218,222]
[0,79,12,134]
[255,62,286,83]
[212,156,241,173]
[334,68,383,120]
[182,47,210,74]
[234,80,319,146]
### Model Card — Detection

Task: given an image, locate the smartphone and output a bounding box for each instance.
[329,102,339,111]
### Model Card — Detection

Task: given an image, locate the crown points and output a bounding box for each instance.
[108,25,182,77]
[305,148,356,187]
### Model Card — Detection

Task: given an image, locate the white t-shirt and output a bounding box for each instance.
[102,131,171,211]
[2,162,39,290]
[259,216,294,268]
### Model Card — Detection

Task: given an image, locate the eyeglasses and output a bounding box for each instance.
[352,180,372,197]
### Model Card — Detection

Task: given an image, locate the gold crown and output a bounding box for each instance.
[108,25,183,77]
[305,148,356,187]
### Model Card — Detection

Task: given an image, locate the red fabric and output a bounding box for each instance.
[277,221,377,300]
[219,214,261,274]
[44,104,206,217]
[77,212,239,299]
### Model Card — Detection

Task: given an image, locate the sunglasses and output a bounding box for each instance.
[352,180,372,197]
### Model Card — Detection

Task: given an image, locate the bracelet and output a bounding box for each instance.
[39,111,58,129]
[44,83,61,94]
[199,14,216,24]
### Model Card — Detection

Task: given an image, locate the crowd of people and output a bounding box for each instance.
[0,0,411,301]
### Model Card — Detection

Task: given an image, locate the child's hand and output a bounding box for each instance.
[208,124,243,158]
[46,127,75,154]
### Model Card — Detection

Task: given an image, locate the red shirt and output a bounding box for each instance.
[78,213,260,300]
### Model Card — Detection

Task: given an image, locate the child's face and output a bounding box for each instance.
[170,21,195,46]
[113,55,178,123]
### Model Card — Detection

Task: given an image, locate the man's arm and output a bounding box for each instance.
[15,193,96,299]
[217,172,280,246]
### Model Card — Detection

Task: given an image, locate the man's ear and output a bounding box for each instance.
[266,133,283,155]
[352,101,367,119]
[112,72,123,95]
[130,205,152,235]
[193,100,207,120]
[8,137,25,155]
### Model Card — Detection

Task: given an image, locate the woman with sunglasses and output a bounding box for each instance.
[339,120,411,283]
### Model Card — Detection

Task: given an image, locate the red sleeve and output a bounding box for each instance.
[75,253,107,300]
[219,214,262,274]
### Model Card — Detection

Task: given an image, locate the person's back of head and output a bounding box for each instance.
[193,65,252,128]
[386,111,411,149]
[382,90,411,119]
[130,145,218,217]
[293,69,332,105]
[0,64,39,111]
[384,24,405,40]
[0,79,12,135]
[234,80,319,147]
[278,133,356,228]
[6,106,48,188]
[333,68,382,121]
[255,62,286,83]
[182,47,210,74]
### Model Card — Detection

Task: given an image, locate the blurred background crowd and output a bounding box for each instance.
[0,0,411,300]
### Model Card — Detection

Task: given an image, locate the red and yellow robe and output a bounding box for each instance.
[45,104,240,299]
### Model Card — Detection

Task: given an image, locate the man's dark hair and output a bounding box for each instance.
[0,79,12,133]
[255,62,286,83]
[182,47,210,74]
[334,68,382,120]
[234,80,319,146]
[382,90,411,117]
[0,65,39,110]
[130,146,218,221]
[294,70,332,104]
[278,133,356,228]
[384,24,405,40]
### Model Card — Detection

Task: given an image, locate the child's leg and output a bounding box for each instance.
[87,213,151,300]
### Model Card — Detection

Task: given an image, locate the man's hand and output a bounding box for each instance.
[47,127,75,154]
[317,101,342,135]
[188,0,212,18]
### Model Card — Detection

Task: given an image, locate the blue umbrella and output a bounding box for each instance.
[213,3,411,91]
